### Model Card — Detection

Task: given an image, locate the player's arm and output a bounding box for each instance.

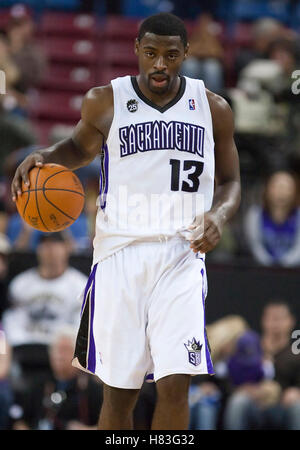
[190,91,241,253]
[11,85,113,201]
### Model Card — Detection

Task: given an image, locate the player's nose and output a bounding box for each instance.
[153,56,167,71]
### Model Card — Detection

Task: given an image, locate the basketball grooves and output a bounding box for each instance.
[41,169,82,221]
[43,191,76,221]
[35,167,50,231]
[21,188,85,197]
[22,189,30,219]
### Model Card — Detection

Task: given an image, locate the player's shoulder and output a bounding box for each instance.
[81,83,113,121]
[205,88,232,116]
[85,83,113,102]
[205,88,234,132]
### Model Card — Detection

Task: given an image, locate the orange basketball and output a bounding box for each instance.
[16,163,85,232]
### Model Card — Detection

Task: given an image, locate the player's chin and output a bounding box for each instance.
[148,79,169,94]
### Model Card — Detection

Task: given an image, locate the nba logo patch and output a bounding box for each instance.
[184,337,202,366]
[189,99,196,110]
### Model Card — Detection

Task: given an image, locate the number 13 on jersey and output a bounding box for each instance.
[170,159,204,193]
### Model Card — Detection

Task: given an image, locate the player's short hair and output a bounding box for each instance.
[138,13,188,47]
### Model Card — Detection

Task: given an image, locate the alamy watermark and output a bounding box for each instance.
[0,70,6,95]
[291,330,300,355]
[291,70,300,95]
[98,186,205,235]
[0,330,7,355]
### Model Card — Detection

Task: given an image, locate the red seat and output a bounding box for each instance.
[29,92,83,122]
[233,23,253,48]
[102,41,138,67]
[104,15,141,41]
[0,9,11,29]
[32,120,75,145]
[40,64,97,92]
[41,37,99,64]
[39,12,97,38]
[98,67,138,85]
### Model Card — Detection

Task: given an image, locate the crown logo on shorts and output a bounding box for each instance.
[127,99,138,112]
[184,338,202,366]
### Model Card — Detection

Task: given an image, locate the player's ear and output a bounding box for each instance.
[183,43,189,60]
[134,38,140,56]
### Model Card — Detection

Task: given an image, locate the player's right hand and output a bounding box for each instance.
[11,153,45,202]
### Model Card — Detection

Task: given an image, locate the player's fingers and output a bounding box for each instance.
[11,170,22,201]
[21,155,44,188]
[190,225,219,252]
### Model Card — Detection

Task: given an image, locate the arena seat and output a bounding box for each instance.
[39,11,97,38]
[103,15,141,41]
[102,41,138,67]
[233,22,253,48]
[0,9,10,29]
[29,91,83,121]
[40,64,97,92]
[98,67,138,85]
[32,119,75,145]
[44,0,81,11]
[41,36,99,64]
[232,0,290,22]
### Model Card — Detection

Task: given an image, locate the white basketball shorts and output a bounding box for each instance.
[72,237,214,389]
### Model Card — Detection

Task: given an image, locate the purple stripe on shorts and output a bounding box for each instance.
[87,263,98,373]
[80,264,97,316]
[201,268,214,375]
[145,374,154,382]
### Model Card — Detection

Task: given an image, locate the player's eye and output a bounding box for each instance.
[168,54,178,60]
[145,51,154,57]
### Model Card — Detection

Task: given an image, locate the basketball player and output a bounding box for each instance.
[11,13,241,430]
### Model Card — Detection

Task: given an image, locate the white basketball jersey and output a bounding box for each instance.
[92,75,215,264]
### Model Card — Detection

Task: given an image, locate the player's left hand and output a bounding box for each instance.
[188,211,224,254]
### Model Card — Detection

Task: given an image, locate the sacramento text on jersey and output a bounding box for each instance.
[119,120,205,158]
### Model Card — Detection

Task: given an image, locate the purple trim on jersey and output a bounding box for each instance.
[87,263,98,373]
[80,264,97,316]
[201,268,214,375]
[145,373,154,382]
[99,144,109,210]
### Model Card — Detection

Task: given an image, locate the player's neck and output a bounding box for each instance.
[135,74,181,108]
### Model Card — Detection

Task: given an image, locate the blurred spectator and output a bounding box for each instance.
[0,25,37,176]
[2,232,87,389]
[0,323,13,430]
[224,301,300,430]
[223,330,282,430]
[6,211,91,254]
[266,38,300,153]
[11,326,102,430]
[6,4,47,102]
[235,17,288,75]
[0,233,11,321]
[261,301,300,430]
[244,170,300,267]
[188,315,249,430]
[181,14,224,93]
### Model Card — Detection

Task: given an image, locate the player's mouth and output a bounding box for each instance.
[150,74,169,88]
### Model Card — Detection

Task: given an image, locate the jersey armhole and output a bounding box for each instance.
[105,78,120,149]
[198,80,215,149]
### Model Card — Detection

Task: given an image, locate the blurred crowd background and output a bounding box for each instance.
[0,0,299,431]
